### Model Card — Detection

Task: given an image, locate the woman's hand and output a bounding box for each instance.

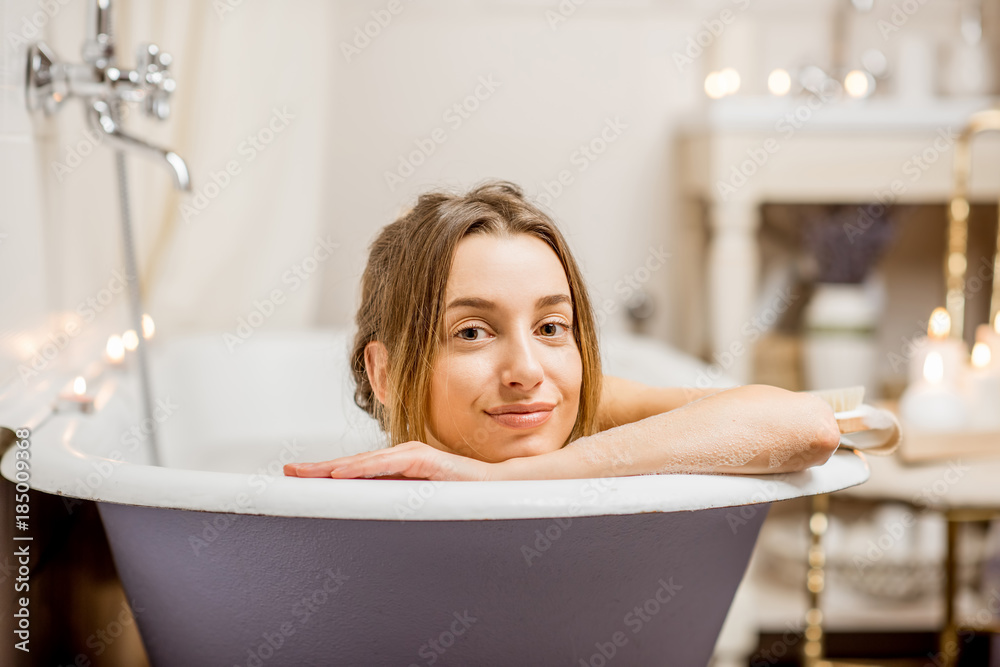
[282,441,498,481]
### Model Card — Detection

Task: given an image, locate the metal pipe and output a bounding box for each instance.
[944,108,1000,340]
[89,98,191,191]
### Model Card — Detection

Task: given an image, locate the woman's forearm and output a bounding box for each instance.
[498,384,841,480]
[596,375,729,430]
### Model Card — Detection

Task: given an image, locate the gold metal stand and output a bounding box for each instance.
[938,508,1000,667]
[803,493,883,667]
[944,108,1000,340]
[802,496,1000,667]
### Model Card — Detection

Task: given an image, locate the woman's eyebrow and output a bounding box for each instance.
[446,294,572,311]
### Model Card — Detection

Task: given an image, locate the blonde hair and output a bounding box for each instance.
[350,179,602,449]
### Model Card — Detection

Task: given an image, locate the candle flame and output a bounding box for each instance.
[972,342,992,369]
[122,329,139,351]
[106,335,125,363]
[142,313,155,339]
[73,376,86,395]
[928,308,951,339]
[923,351,944,384]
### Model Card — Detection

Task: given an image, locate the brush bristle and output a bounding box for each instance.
[806,385,866,413]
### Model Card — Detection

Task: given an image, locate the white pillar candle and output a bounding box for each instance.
[900,351,969,431]
[974,313,1000,373]
[55,375,95,413]
[964,342,1000,431]
[909,308,968,385]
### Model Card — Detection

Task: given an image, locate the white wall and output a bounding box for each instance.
[2,0,982,392]
[316,1,710,351]
[1,0,61,391]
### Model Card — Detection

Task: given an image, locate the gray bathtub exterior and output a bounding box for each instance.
[1,331,868,666]
[98,500,769,667]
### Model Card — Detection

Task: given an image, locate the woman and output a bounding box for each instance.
[284,180,841,481]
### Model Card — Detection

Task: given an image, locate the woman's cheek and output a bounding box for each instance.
[550,345,583,391]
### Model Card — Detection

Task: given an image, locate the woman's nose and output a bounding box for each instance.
[501,331,544,389]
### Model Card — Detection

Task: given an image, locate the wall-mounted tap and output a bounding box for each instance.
[24,0,190,190]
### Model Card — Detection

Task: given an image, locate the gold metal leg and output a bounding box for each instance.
[940,513,960,667]
[803,493,829,667]
[803,500,999,667]
[803,493,885,667]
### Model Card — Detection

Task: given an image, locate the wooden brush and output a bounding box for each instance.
[804,385,902,456]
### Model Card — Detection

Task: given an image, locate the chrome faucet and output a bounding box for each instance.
[24,0,191,190]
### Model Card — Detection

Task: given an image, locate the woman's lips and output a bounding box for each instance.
[487,409,553,429]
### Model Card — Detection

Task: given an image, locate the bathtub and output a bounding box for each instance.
[1,328,869,666]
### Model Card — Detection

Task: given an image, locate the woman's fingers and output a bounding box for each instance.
[284,442,494,481]
[283,443,435,479]
[283,458,353,477]
[283,449,383,477]
[329,444,435,479]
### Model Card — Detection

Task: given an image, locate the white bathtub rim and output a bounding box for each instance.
[2,414,870,521]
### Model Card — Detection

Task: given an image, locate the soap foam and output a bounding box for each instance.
[568,386,822,475]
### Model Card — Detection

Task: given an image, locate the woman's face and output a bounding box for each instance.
[424,233,583,462]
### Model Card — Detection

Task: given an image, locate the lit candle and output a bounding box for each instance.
[963,342,1000,431]
[899,351,968,431]
[55,375,95,414]
[105,334,126,366]
[909,307,968,385]
[974,313,1000,373]
[122,329,139,352]
[142,313,155,340]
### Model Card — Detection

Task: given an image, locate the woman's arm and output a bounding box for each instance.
[595,375,729,431]
[501,384,841,479]
[285,383,841,482]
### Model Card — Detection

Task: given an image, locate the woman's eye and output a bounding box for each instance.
[539,321,571,336]
[455,325,485,341]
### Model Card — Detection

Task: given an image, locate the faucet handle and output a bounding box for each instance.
[135,42,175,120]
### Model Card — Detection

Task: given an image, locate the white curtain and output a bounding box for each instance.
[47,0,338,339]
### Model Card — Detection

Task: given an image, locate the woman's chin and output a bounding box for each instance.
[482,433,565,461]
